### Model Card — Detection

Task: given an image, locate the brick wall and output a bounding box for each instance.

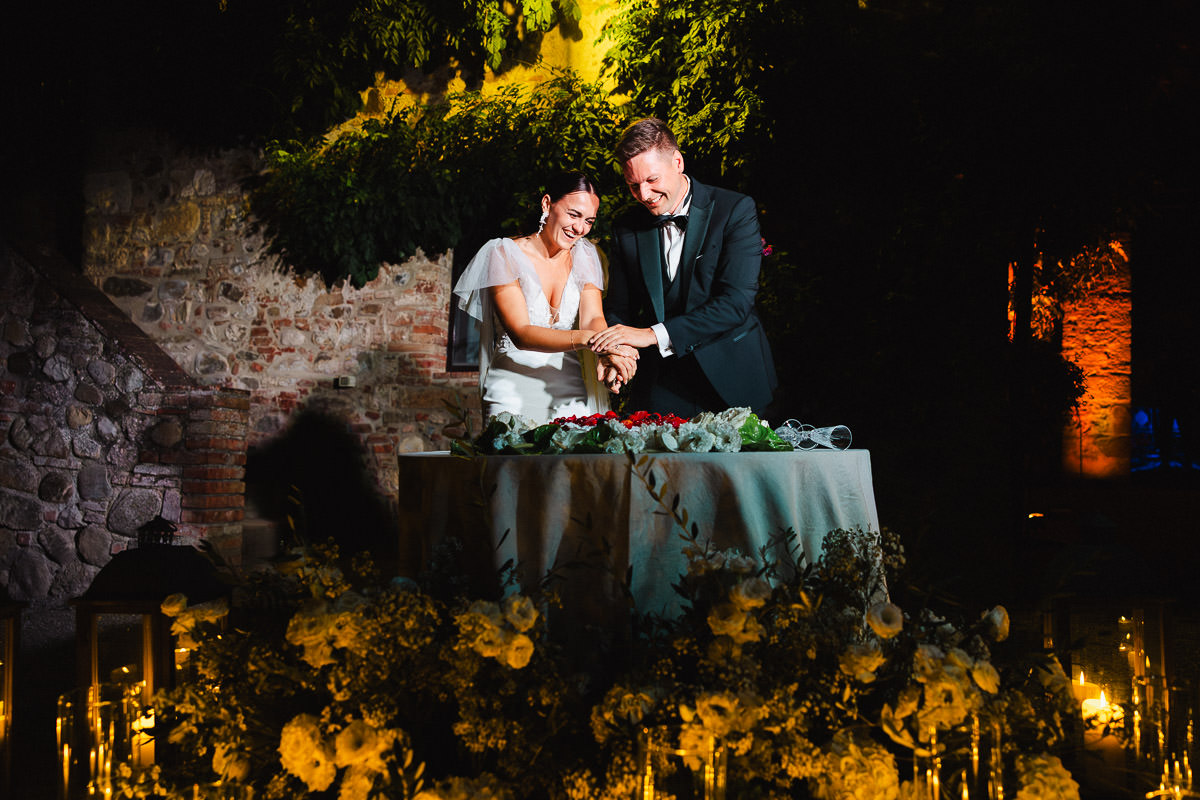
[80,131,480,502]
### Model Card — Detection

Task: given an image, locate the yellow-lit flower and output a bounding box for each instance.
[415,774,513,800]
[694,693,739,737]
[338,764,377,800]
[945,648,974,671]
[731,577,771,610]
[160,593,188,616]
[866,601,904,639]
[1014,753,1080,800]
[971,661,1001,694]
[810,729,900,800]
[840,640,886,683]
[984,605,1010,642]
[212,742,251,782]
[503,595,539,632]
[278,714,336,792]
[707,602,762,644]
[334,719,391,771]
[468,599,503,625]
[503,632,534,669]
[287,601,338,668]
[913,644,945,682]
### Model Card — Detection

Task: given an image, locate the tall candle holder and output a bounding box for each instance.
[56,683,141,800]
[1136,678,1197,799]
[919,715,1005,800]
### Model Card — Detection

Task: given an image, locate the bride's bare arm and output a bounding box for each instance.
[489,283,597,352]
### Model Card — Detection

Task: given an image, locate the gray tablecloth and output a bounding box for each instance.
[398,451,880,617]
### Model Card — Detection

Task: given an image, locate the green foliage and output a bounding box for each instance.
[252,71,631,287]
[222,0,583,137]
[599,0,806,177]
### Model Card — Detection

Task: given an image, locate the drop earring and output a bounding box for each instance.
[537,209,548,233]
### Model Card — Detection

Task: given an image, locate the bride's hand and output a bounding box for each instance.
[589,325,656,353]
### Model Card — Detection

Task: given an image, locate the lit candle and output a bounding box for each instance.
[132,708,156,766]
[1073,671,1102,702]
[1082,689,1125,726]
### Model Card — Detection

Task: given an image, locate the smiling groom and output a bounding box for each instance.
[588,118,777,417]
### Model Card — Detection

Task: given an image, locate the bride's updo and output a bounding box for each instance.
[527,170,599,234]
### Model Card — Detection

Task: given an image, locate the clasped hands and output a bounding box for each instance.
[587,324,658,394]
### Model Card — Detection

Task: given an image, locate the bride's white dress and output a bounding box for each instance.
[453,238,609,424]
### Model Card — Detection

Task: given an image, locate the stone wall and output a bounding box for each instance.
[0,242,250,605]
[80,131,479,500]
[1061,257,1133,477]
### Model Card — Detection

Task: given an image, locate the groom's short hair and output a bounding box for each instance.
[615,118,680,164]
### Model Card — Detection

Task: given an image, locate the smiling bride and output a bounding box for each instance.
[452,171,638,424]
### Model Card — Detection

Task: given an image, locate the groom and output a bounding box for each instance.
[589,118,777,417]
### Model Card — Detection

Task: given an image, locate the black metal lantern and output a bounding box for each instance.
[72,518,228,709]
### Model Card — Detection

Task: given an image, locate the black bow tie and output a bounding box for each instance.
[657,213,688,230]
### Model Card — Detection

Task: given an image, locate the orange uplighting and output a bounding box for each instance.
[1060,240,1132,477]
[1008,239,1132,477]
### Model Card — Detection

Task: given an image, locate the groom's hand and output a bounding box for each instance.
[589,325,656,353]
[598,353,637,391]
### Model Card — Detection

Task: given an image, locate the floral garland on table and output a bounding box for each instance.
[454,407,793,456]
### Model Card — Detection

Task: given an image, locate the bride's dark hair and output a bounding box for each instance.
[544,170,598,203]
[524,171,598,233]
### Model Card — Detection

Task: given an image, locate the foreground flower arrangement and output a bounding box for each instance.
[454,407,792,455]
[114,523,1083,800]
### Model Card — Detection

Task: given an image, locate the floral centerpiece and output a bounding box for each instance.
[111,508,1085,800]
[454,407,792,456]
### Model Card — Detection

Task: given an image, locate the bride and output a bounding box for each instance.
[453,171,637,423]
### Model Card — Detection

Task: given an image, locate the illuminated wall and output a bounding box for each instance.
[1060,256,1133,477]
[353,0,614,125]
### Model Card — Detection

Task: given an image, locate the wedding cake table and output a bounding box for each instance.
[397,449,880,617]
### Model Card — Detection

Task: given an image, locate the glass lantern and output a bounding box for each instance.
[71,519,229,770]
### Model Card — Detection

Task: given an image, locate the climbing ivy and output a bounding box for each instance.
[220,0,582,136]
[252,71,630,287]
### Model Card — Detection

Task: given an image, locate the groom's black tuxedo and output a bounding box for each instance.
[605,177,777,415]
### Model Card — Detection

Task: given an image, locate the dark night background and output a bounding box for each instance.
[3,0,1199,623]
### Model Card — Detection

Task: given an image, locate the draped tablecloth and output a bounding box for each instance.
[398,450,880,618]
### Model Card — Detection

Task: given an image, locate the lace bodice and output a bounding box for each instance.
[453,238,604,355]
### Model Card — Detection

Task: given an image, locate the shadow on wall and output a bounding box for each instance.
[245,410,398,566]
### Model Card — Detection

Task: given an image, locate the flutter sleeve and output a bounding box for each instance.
[570,238,606,292]
[452,239,522,321]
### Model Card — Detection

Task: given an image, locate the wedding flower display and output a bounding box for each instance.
[117,521,1082,800]
[456,407,791,455]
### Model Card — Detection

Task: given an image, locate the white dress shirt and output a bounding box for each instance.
[650,178,691,357]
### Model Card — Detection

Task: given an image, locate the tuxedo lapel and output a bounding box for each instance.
[635,224,666,321]
[677,180,713,305]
